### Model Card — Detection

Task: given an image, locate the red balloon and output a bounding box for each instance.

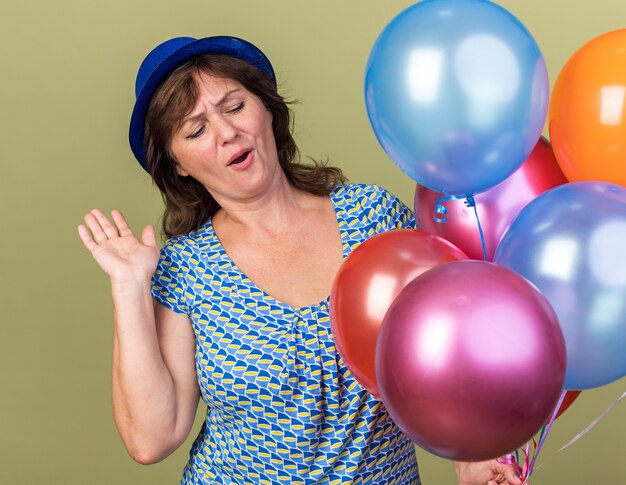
[415,137,567,260]
[330,230,467,397]
[376,261,566,462]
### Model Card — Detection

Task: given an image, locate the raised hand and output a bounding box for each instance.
[78,209,160,286]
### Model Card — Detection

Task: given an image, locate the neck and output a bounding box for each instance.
[212,174,309,238]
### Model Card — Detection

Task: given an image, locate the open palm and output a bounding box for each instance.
[78,209,160,285]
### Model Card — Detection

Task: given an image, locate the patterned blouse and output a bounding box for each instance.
[151,183,421,484]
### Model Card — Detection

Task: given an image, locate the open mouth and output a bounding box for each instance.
[228,150,252,166]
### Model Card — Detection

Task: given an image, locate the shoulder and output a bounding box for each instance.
[333,183,397,200]
[333,182,405,209]
[159,223,212,260]
[336,182,416,234]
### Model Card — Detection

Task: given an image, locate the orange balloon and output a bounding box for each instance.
[549,29,626,186]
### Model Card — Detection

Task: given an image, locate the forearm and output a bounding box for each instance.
[110,282,178,463]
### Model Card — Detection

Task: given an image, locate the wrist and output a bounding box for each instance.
[110,276,153,294]
[454,461,467,484]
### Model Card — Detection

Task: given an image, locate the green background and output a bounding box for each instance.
[1,0,624,483]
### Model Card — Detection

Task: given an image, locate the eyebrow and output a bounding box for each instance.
[181,88,242,127]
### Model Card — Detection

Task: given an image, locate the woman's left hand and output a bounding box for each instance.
[455,459,525,485]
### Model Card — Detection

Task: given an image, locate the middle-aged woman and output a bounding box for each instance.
[77,36,525,485]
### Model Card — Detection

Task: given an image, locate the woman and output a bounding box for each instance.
[78,36,524,485]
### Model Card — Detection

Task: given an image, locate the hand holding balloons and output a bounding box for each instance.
[356,1,626,478]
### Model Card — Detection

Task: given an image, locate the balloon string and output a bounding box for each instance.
[498,391,565,482]
[433,195,464,223]
[465,196,488,261]
[498,442,533,479]
[433,195,488,261]
[555,390,625,453]
[500,390,625,482]
[521,440,534,479]
[520,389,567,482]
[529,390,626,475]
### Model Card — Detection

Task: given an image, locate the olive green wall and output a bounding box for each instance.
[1,1,623,483]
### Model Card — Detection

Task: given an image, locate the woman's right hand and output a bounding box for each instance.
[78,209,160,286]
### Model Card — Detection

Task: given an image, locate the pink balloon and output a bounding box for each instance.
[376,261,566,462]
[415,137,567,260]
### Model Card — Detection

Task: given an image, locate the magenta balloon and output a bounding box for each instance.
[415,137,567,260]
[376,261,566,462]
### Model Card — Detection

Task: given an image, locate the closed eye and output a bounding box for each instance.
[226,101,244,114]
[186,125,205,140]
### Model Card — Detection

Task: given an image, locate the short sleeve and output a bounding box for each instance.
[366,184,417,231]
[381,187,416,230]
[151,239,190,315]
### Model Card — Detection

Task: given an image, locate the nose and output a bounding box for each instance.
[212,116,238,145]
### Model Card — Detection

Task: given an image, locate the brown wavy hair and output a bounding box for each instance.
[144,54,347,238]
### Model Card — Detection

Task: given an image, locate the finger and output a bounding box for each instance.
[141,224,158,248]
[83,212,108,244]
[77,224,97,252]
[487,481,498,485]
[111,210,134,238]
[89,208,120,239]
[500,464,523,485]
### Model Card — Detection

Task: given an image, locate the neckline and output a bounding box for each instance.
[205,185,348,312]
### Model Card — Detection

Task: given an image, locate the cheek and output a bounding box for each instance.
[168,139,185,164]
[175,141,216,164]
[260,112,276,147]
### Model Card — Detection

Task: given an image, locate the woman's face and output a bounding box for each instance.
[169,72,281,202]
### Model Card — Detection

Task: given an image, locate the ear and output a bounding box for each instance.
[175,162,189,177]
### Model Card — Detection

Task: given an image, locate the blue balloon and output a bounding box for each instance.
[365,0,549,195]
[495,182,626,390]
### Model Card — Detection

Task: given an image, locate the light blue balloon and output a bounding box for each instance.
[365,0,548,195]
[495,182,626,390]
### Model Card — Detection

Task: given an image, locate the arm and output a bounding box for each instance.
[79,209,200,464]
[111,286,200,464]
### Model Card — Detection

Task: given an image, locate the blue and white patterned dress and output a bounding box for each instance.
[151,183,421,485]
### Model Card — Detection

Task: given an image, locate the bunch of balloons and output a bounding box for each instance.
[331,0,626,464]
